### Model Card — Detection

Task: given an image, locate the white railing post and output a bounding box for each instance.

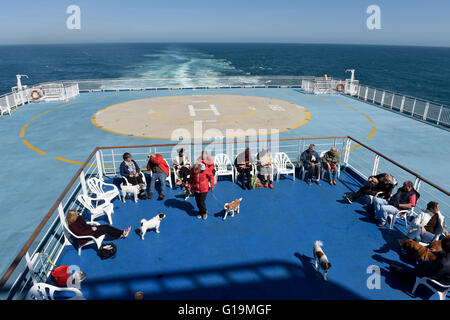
[400,96,405,113]
[390,94,395,109]
[423,102,430,121]
[364,87,368,101]
[380,91,385,107]
[79,171,88,196]
[343,138,351,168]
[371,155,380,176]
[357,85,361,98]
[372,89,376,103]
[95,150,104,181]
[411,99,417,116]
[437,105,443,125]
[414,178,421,192]
[111,149,116,175]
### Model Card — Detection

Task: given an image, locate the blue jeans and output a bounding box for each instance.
[148,172,167,195]
[373,197,398,224]
[325,168,338,181]
[408,227,436,243]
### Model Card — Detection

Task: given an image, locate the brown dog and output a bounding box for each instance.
[223,198,243,220]
[398,239,438,263]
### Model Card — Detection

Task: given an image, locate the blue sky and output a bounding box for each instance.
[1,0,449,46]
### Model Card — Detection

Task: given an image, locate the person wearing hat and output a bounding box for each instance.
[255,146,274,188]
[322,147,340,185]
[300,144,321,185]
[188,162,215,220]
[345,173,397,204]
[389,237,450,287]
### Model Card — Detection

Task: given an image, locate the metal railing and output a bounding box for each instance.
[0,135,448,300]
[0,82,79,116]
[343,83,450,129]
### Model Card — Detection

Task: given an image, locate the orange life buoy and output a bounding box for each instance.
[30,89,43,100]
[336,83,345,93]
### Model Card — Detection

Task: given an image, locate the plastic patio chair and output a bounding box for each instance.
[57,205,105,256]
[87,177,119,205]
[26,282,85,300]
[122,171,147,190]
[77,194,114,225]
[273,152,295,181]
[214,153,235,183]
[412,276,450,300]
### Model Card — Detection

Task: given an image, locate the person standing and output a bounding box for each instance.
[188,163,215,220]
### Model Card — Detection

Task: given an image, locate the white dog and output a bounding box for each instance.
[140,212,166,240]
[120,183,140,203]
[313,240,332,281]
[223,198,243,220]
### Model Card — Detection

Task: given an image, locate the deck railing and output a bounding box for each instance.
[0,135,448,300]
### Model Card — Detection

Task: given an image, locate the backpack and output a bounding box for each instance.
[251,176,263,189]
[98,243,117,260]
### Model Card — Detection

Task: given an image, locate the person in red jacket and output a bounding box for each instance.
[188,162,215,220]
[147,153,170,200]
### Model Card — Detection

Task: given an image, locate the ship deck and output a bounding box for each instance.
[0,87,449,299]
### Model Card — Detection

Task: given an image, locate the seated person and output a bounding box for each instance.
[373,180,419,227]
[196,151,215,176]
[234,147,253,190]
[173,148,191,188]
[345,173,397,204]
[255,147,274,189]
[321,147,340,186]
[147,153,170,200]
[389,237,450,289]
[119,152,146,198]
[406,201,449,244]
[300,144,321,185]
[66,209,130,246]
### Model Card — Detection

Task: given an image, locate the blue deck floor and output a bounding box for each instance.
[0,87,449,299]
[56,171,438,300]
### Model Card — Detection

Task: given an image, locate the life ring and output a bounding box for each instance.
[30,89,45,100]
[336,83,345,93]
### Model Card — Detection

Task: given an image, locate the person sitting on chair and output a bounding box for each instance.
[119,152,146,198]
[256,146,274,189]
[235,147,253,190]
[389,237,450,289]
[406,201,449,244]
[66,209,130,246]
[173,148,191,188]
[196,150,215,176]
[321,147,340,186]
[147,153,170,200]
[300,144,321,186]
[345,173,397,204]
[373,180,419,227]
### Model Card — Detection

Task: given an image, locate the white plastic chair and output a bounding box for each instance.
[148,159,173,189]
[25,251,46,285]
[122,171,147,190]
[214,153,234,183]
[389,206,417,230]
[273,152,295,181]
[87,177,119,205]
[77,194,114,225]
[58,205,105,256]
[0,104,11,116]
[26,282,85,300]
[412,276,450,300]
[320,150,340,181]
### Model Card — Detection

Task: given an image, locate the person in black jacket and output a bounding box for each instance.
[345,173,397,204]
[119,152,146,197]
[389,237,450,288]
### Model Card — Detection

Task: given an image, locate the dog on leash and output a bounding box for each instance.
[120,183,141,203]
[140,212,166,240]
[223,198,243,220]
[313,240,332,281]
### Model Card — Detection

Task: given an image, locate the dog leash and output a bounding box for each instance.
[209,189,224,209]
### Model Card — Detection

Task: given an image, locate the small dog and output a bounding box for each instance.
[120,183,140,203]
[183,186,192,201]
[223,198,243,220]
[313,240,332,281]
[398,239,438,263]
[140,212,166,240]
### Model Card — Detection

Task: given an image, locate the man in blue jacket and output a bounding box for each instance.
[300,144,321,186]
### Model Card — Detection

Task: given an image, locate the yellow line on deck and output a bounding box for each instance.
[20,123,29,138]
[366,126,377,140]
[362,113,374,124]
[22,140,47,155]
[31,110,52,121]
[336,102,358,111]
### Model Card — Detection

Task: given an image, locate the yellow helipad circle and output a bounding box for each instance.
[92,94,311,139]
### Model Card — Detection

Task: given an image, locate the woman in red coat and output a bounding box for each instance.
[196,151,215,176]
[188,162,215,220]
